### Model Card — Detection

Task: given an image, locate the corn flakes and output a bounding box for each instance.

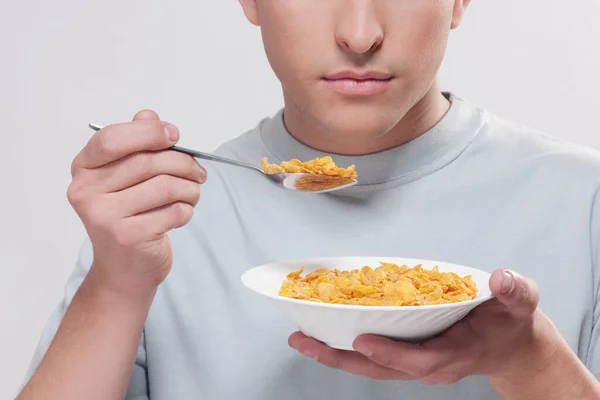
[278,263,477,306]
[293,175,356,191]
[261,156,358,179]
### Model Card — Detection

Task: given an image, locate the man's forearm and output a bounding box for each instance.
[489,340,600,400]
[18,268,156,400]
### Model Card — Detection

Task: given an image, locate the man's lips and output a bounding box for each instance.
[322,71,393,96]
[324,70,393,81]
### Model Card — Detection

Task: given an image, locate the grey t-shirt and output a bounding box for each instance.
[24,93,600,399]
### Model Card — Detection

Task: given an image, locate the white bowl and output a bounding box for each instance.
[241,256,493,351]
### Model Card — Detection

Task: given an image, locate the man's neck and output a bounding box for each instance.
[282,84,450,156]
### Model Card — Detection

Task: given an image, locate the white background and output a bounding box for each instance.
[1,1,599,398]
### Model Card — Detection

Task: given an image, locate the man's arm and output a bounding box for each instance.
[18,267,155,400]
[18,111,206,399]
[491,183,600,399]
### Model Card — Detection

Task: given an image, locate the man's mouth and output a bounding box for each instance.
[322,70,393,96]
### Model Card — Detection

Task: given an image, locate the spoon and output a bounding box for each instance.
[88,123,357,193]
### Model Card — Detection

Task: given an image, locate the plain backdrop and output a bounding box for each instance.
[1,1,599,398]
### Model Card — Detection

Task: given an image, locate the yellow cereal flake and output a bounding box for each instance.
[261,156,358,179]
[278,263,477,306]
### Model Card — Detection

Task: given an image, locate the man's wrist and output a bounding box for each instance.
[492,312,559,377]
[488,336,562,396]
[84,265,158,310]
[488,314,600,399]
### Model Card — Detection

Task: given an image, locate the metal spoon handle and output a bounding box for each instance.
[88,123,261,173]
[170,145,261,172]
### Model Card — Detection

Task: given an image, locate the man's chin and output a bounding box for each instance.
[316,108,402,140]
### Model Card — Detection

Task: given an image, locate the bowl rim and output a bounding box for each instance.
[241,256,495,311]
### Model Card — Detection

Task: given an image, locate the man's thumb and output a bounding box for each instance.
[133,109,160,121]
[489,269,539,319]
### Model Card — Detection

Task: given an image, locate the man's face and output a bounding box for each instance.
[241,1,468,141]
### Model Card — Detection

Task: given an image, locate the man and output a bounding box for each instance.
[17,1,600,399]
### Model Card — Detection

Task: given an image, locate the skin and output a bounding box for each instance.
[241,0,466,155]
[17,0,600,399]
[239,0,600,398]
[18,111,206,399]
[289,271,600,399]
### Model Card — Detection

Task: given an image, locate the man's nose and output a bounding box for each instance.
[335,0,384,55]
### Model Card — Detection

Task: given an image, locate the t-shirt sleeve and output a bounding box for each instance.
[586,186,600,378]
[20,238,149,399]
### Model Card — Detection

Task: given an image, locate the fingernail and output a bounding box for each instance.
[165,124,179,142]
[502,270,515,294]
[354,342,373,357]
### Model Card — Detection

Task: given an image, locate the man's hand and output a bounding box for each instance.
[289,269,600,398]
[18,110,206,400]
[68,110,206,294]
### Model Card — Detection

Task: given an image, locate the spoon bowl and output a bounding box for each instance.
[88,123,357,193]
[266,172,357,193]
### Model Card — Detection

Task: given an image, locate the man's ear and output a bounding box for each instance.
[451,0,471,29]
[239,0,260,26]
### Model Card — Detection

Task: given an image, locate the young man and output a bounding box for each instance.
[17,1,600,399]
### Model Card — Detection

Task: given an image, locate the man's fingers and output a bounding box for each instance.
[289,332,414,381]
[111,174,201,217]
[133,109,160,121]
[120,202,195,244]
[352,334,457,379]
[489,269,539,319]
[71,109,161,176]
[288,331,307,349]
[95,150,206,193]
[75,120,180,169]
